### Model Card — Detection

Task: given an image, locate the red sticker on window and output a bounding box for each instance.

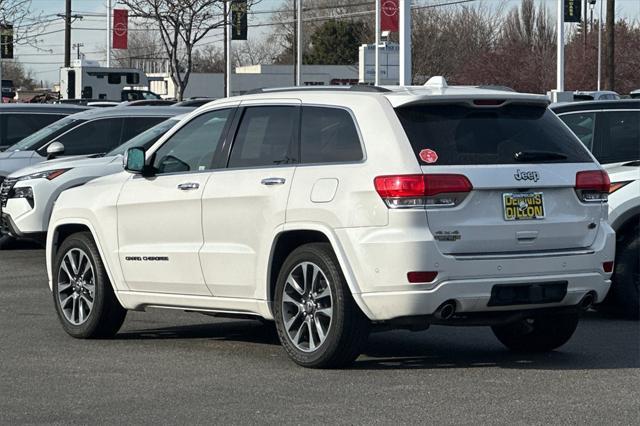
[419,149,438,164]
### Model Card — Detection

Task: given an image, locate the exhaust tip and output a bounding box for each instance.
[580,292,596,310]
[435,300,456,320]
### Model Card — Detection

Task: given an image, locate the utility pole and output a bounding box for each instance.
[605,0,614,90]
[64,0,71,67]
[597,0,602,90]
[583,0,587,56]
[73,43,84,59]
[292,0,297,86]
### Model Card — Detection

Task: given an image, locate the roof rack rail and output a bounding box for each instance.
[244,85,391,95]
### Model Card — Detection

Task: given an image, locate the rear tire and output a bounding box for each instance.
[491,312,579,352]
[52,232,126,338]
[273,243,369,368]
[610,235,640,319]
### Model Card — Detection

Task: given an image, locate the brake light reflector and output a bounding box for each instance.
[374,174,472,209]
[603,261,614,273]
[407,271,438,283]
[575,170,610,202]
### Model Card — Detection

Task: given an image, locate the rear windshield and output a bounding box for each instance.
[6,116,83,152]
[395,104,593,165]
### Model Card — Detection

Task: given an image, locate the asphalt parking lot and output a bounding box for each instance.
[1,248,639,425]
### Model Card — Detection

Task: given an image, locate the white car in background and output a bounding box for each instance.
[0,116,184,244]
[553,100,640,318]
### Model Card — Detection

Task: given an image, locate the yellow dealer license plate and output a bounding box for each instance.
[503,192,545,221]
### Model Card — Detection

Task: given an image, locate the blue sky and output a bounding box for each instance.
[12,0,640,84]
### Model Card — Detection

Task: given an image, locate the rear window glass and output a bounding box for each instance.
[395,104,593,165]
[300,106,363,164]
[6,116,83,152]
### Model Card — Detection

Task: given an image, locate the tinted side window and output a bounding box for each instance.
[558,112,596,150]
[121,116,167,142]
[55,118,124,155]
[396,104,593,165]
[300,106,362,163]
[595,111,640,163]
[228,106,297,168]
[2,113,65,146]
[153,109,232,174]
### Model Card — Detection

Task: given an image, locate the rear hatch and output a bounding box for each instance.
[394,101,607,255]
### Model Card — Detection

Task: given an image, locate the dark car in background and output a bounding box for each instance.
[0,104,89,151]
[0,106,193,180]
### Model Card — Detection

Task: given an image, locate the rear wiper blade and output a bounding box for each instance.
[514,151,568,162]
[620,160,640,167]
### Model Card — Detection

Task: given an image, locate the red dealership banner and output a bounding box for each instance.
[380,0,399,32]
[112,9,128,49]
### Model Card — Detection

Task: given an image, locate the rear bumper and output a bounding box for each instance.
[336,211,615,321]
[355,272,610,321]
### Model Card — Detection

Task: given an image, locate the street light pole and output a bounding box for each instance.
[399,0,411,85]
[597,0,602,90]
[375,0,380,86]
[296,0,302,86]
[556,0,564,91]
[106,0,111,67]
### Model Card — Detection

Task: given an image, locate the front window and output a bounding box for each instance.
[107,118,179,156]
[559,112,596,150]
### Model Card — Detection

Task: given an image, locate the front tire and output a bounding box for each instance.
[273,243,369,368]
[53,232,126,338]
[491,312,580,352]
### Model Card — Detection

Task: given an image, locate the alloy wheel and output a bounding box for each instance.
[57,248,95,325]
[281,261,333,352]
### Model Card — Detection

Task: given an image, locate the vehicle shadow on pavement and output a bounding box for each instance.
[355,314,640,371]
[116,319,281,346]
[0,236,43,250]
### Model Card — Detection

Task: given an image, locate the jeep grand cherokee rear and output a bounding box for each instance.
[46,83,614,368]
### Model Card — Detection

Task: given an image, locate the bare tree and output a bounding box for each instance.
[112,27,165,72]
[120,0,229,100]
[0,0,46,49]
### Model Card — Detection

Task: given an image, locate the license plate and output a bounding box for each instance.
[502,192,545,221]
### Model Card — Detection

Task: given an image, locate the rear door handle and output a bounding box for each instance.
[177,182,200,191]
[261,177,286,186]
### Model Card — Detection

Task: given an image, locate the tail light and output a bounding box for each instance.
[609,181,631,194]
[374,174,472,208]
[575,170,610,202]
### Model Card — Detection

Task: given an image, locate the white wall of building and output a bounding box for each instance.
[148,65,359,99]
[359,43,399,85]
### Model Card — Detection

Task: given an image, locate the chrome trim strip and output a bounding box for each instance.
[453,249,595,260]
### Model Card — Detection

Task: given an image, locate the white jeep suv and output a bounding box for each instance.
[46,82,615,368]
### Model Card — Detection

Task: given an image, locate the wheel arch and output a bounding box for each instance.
[47,220,122,307]
[266,223,373,319]
[611,209,640,245]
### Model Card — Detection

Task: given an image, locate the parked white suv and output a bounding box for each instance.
[46,82,615,368]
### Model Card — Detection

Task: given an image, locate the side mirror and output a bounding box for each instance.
[46,141,65,160]
[124,147,146,174]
